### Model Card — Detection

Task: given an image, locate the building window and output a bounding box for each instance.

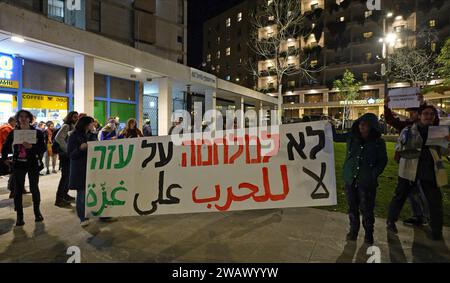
[235,77,240,82]
[362,72,368,82]
[429,19,436,28]
[267,31,274,38]
[177,36,183,43]
[217,51,221,59]
[363,32,373,39]
[365,10,372,18]
[268,15,275,21]
[311,59,318,67]
[207,54,211,62]
[216,65,220,72]
[339,16,345,22]
[237,12,242,22]
[48,0,64,20]
[239,58,243,64]
[365,52,372,61]
[268,0,273,5]
[311,3,319,10]
[226,75,231,81]
[226,47,231,56]
[312,23,316,28]
[226,18,231,27]
[217,37,221,44]
[288,80,296,88]
[394,25,404,32]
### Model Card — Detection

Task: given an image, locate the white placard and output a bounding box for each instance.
[13,130,36,145]
[388,87,420,109]
[85,121,337,218]
[426,126,450,148]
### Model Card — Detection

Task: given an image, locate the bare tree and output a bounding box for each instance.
[247,0,317,124]
[388,47,438,87]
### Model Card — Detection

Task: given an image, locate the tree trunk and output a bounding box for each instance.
[277,84,283,125]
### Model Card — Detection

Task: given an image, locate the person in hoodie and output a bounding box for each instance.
[333,113,388,244]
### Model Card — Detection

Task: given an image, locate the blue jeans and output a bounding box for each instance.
[76,190,86,222]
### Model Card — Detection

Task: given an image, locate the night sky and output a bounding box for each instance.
[187,0,246,68]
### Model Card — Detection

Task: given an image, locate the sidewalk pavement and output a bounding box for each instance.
[0,174,449,263]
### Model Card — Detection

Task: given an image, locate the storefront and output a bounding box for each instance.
[0,51,139,128]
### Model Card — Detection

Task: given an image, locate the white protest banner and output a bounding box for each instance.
[388,87,420,109]
[85,121,337,218]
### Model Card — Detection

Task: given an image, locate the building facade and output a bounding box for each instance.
[202,0,450,121]
[0,1,275,135]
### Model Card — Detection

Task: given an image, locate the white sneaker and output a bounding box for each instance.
[80,219,91,227]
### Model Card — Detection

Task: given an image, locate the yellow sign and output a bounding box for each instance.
[12,94,68,110]
[0,79,19,89]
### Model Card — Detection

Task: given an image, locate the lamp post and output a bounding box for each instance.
[381,12,394,101]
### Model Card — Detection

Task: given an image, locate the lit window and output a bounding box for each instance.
[288,80,296,87]
[362,73,368,82]
[237,12,242,22]
[239,58,243,64]
[226,75,231,81]
[394,25,404,32]
[366,52,372,61]
[216,65,220,72]
[217,51,221,59]
[311,59,318,67]
[207,54,211,62]
[235,77,240,82]
[429,19,436,27]
[363,32,373,39]
[267,31,274,38]
[268,15,275,21]
[226,18,231,27]
[226,47,231,56]
[268,0,273,5]
[217,37,221,44]
[340,16,345,22]
[365,10,372,18]
[312,23,316,28]
[431,42,437,52]
[311,3,319,10]
[287,10,292,17]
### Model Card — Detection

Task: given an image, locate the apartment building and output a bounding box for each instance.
[203,0,450,120]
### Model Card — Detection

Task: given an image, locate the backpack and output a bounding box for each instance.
[51,127,61,154]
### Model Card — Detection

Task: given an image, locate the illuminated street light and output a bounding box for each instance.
[11,36,25,43]
[385,33,397,45]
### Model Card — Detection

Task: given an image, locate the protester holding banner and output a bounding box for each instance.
[333,113,388,245]
[54,111,79,208]
[68,116,95,226]
[118,118,143,139]
[1,110,46,226]
[387,104,447,241]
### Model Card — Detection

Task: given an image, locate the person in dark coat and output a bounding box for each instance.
[333,113,388,244]
[1,110,46,226]
[68,116,95,225]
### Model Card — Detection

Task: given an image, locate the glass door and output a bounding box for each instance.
[0,92,17,124]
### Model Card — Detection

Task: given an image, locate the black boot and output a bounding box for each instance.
[364,233,374,245]
[346,229,358,241]
[16,213,25,226]
[55,198,72,208]
[34,205,44,222]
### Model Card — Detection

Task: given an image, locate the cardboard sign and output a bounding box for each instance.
[388,87,420,109]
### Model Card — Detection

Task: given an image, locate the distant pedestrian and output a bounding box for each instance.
[142,119,153,137]
[43,121,58,175]
[119,118,143,139]
[1,110,46,226]
[54,111,79,208]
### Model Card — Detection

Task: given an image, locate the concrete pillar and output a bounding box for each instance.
[299,108,304,118]
[323,92,329,103]
[255,101,263,126]
[323,106,329,116]
[235,96,245,128]
[205,89,217,130]
[158,77,173,136]
[74,55,94,115]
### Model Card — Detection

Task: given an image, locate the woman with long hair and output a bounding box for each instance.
[98,119,118,141]
[68,116,95,226]
[119,118,143,139]
[54,111,79,208]
[1,110,46,226]
[43,121,58,174]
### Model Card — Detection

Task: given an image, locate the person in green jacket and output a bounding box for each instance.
[334,113,388,244]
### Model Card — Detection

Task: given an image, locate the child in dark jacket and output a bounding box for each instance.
[333,113,388,244]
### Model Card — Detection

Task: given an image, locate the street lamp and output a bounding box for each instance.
[381,12,394,100]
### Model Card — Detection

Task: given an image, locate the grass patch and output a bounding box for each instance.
[319,142,450,227]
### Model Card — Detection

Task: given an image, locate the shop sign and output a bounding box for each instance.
[190,68,217,88]
[0,53,19,89]
[13,94,68,110]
